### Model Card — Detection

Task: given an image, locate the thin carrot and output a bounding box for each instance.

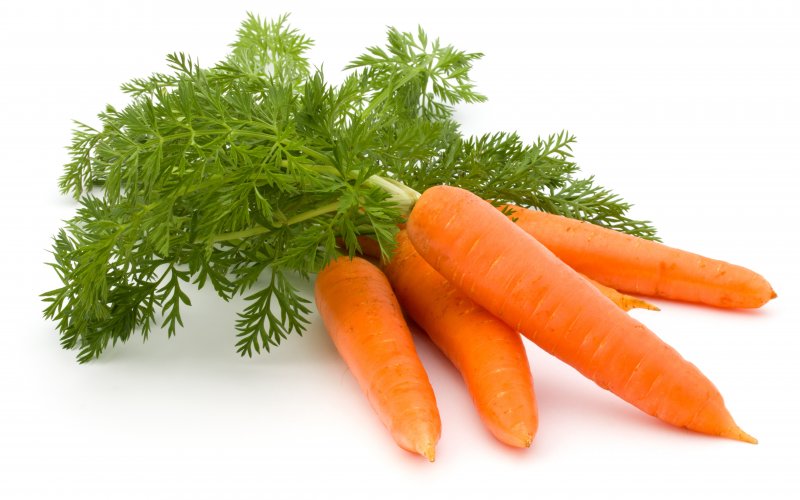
[580,273,660,312]
[384,230,538,448]
[315,256,441,460]
[407,185,755,443]
[500,204,775,309]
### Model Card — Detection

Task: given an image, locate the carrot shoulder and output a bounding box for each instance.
[315,256,441,460]
[500,204,775,309]
[384,230,538,448]
[407,185,755,443]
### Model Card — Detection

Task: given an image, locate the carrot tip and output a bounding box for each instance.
[770,289,778,299]
[737,429,758,445]
[508,424,535,448]
[721,426,758,444]
[638,301,661,312]
[414,440,436,462]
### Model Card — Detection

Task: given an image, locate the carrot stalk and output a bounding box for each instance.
[315,256,441,460]
[500,204,775,309]
[407,186,755,443]
[384,230,538,448]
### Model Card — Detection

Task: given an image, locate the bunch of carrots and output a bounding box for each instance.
[316,185,774,461]
[41,15,775,461]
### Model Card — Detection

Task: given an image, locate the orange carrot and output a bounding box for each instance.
[335,236,385,262]
[407,185,755,443]
[580,273,660,312]
[500,204,775,308]
[315,256,441,460]
[355,235,384,260]
[384,230,538,448]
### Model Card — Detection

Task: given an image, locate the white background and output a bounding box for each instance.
[1,0,798,498]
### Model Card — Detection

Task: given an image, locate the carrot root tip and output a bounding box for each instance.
[719,426,758,444]
[420,444,436,462]
[508,422,536,448]
[414,439,436,462]
[737,429,758,445]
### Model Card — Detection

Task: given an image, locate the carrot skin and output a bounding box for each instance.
[407,186,755,443]
[315,256,441,460]
[501,204,774,309]
[384,230,538,448]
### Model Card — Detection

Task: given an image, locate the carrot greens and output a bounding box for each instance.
[43,14,655,362]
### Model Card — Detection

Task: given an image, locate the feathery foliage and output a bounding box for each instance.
[44,13,656,362]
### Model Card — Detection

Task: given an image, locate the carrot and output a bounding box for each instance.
[383,230,538,448]
[500,204,775,308]
[407,185,755,443]
[334,236,385,262]
[580,273,660,312]
[315,256,441,460]
[355,235,384,261]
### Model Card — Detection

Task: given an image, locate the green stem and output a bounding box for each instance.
[212,175,419,243]
[212,227,267,243]
[285,201,341,225]
[212,201,341,243]
[278,160,340,178]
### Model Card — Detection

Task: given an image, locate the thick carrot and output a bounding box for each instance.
[315,256,441,460]
[384,230,538,448]
[407,185,755,443]
[580,273,660,312]
[500,204,775,308]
